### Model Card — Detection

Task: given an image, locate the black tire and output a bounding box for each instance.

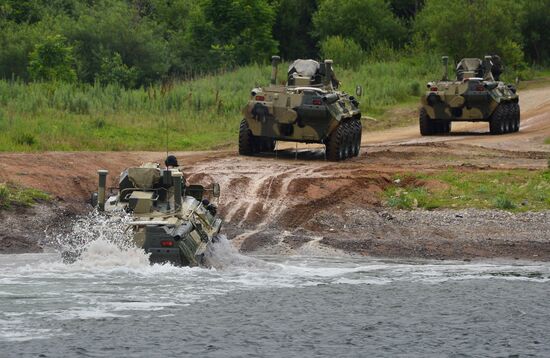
[508,103,516,133]
[419,108,434,136]
[351,119,360,157]
[326,122,346,161]
[238,119,257,155]
[343,121,353,159]
[261,138,276,152]
[439,121,451,134]
[490,104,507,135]
[355,119,362,157]
[512,103,520,132]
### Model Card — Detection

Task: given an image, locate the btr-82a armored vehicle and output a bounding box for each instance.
[240,56,363,161]
[92,164,222,266]
[420,55,519,135]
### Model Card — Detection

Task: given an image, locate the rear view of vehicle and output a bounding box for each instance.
[240,56,363,161]
[419,56,519,135]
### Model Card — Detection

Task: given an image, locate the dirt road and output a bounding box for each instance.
[1,85,549,258]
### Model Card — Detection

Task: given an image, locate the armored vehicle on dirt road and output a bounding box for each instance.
[240,56,363,161]
[92,164,222,266]
[420,56,519,135]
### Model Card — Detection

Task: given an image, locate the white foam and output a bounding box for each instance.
[73,239,151,269]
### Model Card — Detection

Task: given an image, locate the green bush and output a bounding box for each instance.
[320,36,363,69]
[493,196,516,210]
[12,132,37,146]
[0,183,50,209]
[28,34,76,82]
[415,0,526,71]
[313,0,407,53]
[96,53,138,88]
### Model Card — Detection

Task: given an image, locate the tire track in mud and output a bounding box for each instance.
[186,156,340,228]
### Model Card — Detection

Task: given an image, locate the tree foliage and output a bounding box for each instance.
[28,34,76,82]
[415,0,525,67]
[521,0,550,64]
[313,0,407,52]
[0,0,548,87]
[320,36,363,69]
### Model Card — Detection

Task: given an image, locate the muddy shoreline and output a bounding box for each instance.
[1,85,549,259]
[3,200,549,261]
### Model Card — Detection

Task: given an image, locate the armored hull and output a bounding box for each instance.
[419,56,519,135]
[240,56,363,161]
[95,165,222,266]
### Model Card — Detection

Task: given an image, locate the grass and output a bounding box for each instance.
[0,57,547,152]
[545,137,550,145]
[0,183,50,209]
[0,56,442,152]
[384,169,550,212]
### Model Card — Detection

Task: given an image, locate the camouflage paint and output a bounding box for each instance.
[420,56,518,122]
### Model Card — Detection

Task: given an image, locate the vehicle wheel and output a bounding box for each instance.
[351,120,360,157]
[238,119,257,155]
[419,108,434,136]
[489,104,507,135]
[261,138,276,152]
[326,122,346,161]
[354,119,362,157]
[346,120,356,158]
[440,121,451,134]
[511,103,520,132]
[503,116,511,133]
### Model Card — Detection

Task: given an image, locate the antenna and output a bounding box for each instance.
[165,115,169,159]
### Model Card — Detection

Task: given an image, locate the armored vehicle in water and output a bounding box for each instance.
[92,163,222,266]
[419,55,519,135]
[240,56,363,161]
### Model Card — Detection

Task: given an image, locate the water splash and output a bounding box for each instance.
[205,235,274,270]
[45,210,150,267]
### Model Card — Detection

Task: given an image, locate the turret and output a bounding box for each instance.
[442,56,449,81]
[97,170,108,212]
[270,55,281,85]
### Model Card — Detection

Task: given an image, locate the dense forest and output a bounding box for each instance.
[0,0,549,88]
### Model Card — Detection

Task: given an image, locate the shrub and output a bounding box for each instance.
[96,53,138,88]
[12,132,37,146]
[320,36,363,69]
[28,34,77,82]
[494,196,516,210]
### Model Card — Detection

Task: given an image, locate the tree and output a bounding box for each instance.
[63,1,169,86]
[320,36,363,69]
[201,0,278,66]
[273,0,318,60]
[414,0,525,68]
[28,34,76,82]
[521,0,550,64]
[313,0,407,53]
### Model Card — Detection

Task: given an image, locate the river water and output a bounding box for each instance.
[1,237,549,357]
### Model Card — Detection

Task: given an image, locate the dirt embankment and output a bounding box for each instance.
[1,86,549,258]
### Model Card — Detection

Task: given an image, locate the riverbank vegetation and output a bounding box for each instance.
[0,183,50,209]
[385,170,550,212]
[0,0,549,151]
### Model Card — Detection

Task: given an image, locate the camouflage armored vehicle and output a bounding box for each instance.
[92,164,222,266]
[239,56,363,160]
[420,55,519,135]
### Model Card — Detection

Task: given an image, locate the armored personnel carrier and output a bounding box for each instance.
[419,55,519,135]
[92,164,222,266]
[240,56,363,161]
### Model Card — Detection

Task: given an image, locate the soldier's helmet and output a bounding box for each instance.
[165,155,178,167]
